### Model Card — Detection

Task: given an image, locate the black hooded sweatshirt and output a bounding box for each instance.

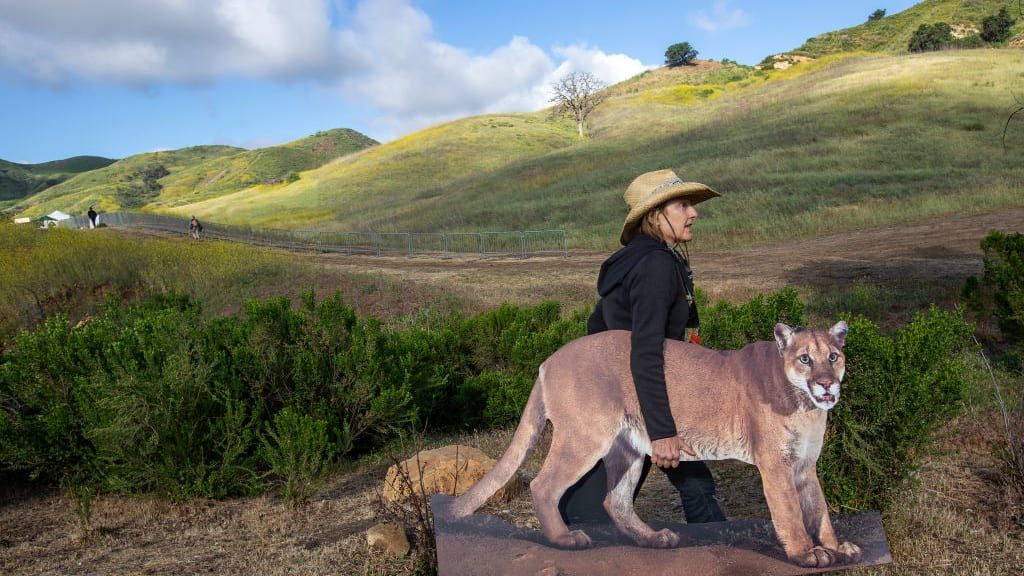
[586,234,699,441]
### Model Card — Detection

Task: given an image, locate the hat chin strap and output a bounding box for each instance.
[659,211,681,246]
[659,212,691,262]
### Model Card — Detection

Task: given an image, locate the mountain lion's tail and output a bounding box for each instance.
[448,370,548,518]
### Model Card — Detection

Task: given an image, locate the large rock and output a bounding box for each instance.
[365,522,410,556]
[383,444,522,503]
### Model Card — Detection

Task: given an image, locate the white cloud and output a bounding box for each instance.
[692,1,750,32]
[0,0,654,138]
[0,0,348,85]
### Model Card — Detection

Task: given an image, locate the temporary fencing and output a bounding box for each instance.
[57,211,568,259]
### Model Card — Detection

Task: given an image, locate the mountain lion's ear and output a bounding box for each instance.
[829,321,848,349]
[774,323,794,357]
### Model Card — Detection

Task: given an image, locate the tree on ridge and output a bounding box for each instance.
[665,42,698,67]
[549,71,607,138]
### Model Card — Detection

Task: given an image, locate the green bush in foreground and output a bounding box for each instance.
[981,231,1024,348]
[963,230,1024,369]
[260,408,334,507]
[0,288,975,512]
[819,308,974,511]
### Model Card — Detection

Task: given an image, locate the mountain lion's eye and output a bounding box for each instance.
[828,352,839,363]
[799,354,811,365]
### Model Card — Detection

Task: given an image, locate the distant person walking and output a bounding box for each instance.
[87,206,97,229]
[189,215,203,240]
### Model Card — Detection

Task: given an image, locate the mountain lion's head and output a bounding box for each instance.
[773,321,848,411]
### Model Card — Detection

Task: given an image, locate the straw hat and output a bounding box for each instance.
[619,169,719,245]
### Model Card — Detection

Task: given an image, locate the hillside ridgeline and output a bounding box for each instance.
[15,128,377,218]
[168,50,1024,250]
[0,156,115,202]
[794,0,1023,56]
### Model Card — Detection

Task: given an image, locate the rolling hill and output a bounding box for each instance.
[0,156,116,203]
[14,145,246,217]
[793,0,1023,56]
[13,1,1024,250]
[167,49,1024,249]
[14,128,377,218]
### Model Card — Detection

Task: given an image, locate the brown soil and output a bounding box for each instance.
[313,207,1024,312]
[2,208,1023,575]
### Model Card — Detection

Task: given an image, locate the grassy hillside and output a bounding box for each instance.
[168,49,1024,249]
[15,146,245,218]
[14,128,376,218]
[148,128,377,209]
[166,114,579,228]
[795,0,1023,56]
[0,156,115,202]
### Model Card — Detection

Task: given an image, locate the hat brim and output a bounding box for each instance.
[619,183,719,245]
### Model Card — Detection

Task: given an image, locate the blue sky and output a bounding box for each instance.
[0,0,918,164]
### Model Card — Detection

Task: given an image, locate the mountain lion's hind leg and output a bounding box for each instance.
[603,434,679,548]
[530,429,607,549]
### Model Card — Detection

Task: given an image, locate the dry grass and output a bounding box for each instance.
[854,410,1024,575]
[3,404,1022,575]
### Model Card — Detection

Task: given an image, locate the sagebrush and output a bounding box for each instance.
[0,287,974,512]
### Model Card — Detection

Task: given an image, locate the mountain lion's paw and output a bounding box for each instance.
[552,529,592,549]
[640,528,679,548]
[836,541,862,563]
[793,545,836,568]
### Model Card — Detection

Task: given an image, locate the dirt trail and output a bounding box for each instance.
[315,208,1024,308]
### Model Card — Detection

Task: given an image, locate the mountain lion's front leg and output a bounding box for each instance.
[796,462,862,564]
[758,459,836,568]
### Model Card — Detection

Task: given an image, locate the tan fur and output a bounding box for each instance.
[449,322,863,568]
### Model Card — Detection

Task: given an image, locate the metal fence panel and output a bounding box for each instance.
[481,231,527,259]
[410,233,445,258]
[524,230,568,258]
[444,233,483,258]
[78,212,568,259]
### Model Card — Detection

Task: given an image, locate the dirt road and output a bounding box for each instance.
[315,208,1024,310]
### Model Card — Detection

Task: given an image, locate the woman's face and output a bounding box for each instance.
[657,199,699,243]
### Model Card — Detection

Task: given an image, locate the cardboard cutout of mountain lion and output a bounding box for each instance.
[449,321,862,569]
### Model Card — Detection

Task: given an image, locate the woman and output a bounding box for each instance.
[559,168,726,525]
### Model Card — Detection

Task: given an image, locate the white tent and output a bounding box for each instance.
[46,210,72,221]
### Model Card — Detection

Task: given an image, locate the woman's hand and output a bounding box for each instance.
[651,436,696,468]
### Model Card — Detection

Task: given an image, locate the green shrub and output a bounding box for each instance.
[818,308,974,511]
[0,312,110,481]
[0,286,978,514]
[981,8,1016,44]
[259,408,334,506]
[476,371,534,428]
[699,286,805,349]
[980,231,1024,346]
[72,298,260,499]
[908,23,953,52]
[0,291,418,497]
[456,301,585,428]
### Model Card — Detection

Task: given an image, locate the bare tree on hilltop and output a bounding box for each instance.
[550,71,607,138]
